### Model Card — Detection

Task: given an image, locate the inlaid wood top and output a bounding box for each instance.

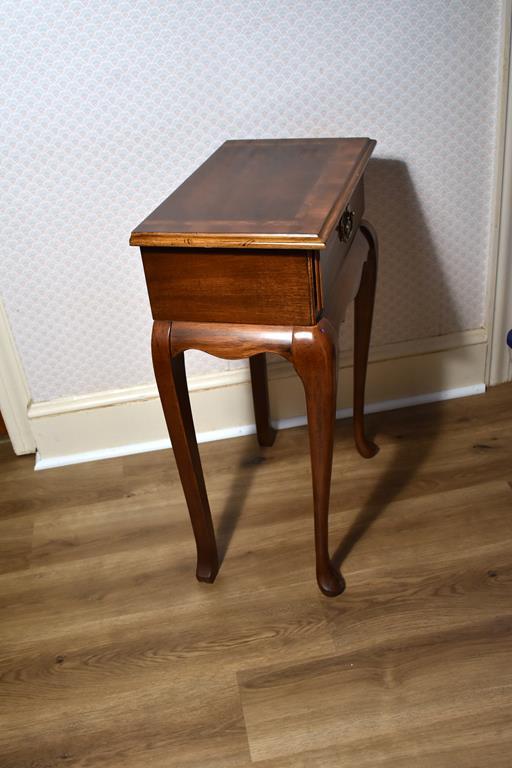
[130,138,376,249]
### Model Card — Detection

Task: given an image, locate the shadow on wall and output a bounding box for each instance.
[359,156,460,343]
[334,157,463,575]
[216,158,465,577]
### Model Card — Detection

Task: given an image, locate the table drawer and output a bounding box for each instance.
[317,177,366,319]
[141,247,316,326]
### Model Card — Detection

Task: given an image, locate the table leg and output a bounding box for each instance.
[249,353,277,447]
[353,221,379,459]
[291,319,345,597]
[151,320,219,583]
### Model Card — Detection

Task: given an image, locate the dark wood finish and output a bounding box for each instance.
[167,317,353,596]
[170,321,293,359]
[319,177,365,324]
[130,138,376,249]
[151,321,218,582]
[141,247,316,326]
[290,319,344,596]
[354,221,379,459]
[2,385,512,767]
[132,138,379,596]
[249,354,276,448]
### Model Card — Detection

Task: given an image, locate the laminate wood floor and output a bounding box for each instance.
[1,384,511,767]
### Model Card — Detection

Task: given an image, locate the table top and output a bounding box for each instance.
[130,137,375,250]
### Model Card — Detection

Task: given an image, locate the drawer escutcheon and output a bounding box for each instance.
[337,207,355,243]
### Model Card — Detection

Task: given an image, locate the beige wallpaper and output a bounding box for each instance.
[0,0,502,401]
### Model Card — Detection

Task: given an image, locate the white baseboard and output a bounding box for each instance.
[29,329,488,471]
[33,382,485,471]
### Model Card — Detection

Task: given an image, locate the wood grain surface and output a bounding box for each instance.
[141,247,317,325]
[1,384,512,766]
[130,138,375,249]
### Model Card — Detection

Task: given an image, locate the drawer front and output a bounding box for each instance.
[141,247,316,326]
[317,177,366,320]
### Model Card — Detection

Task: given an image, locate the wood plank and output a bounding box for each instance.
[1,384,512,766]
[238,618,512,763]
[0,516,33,575]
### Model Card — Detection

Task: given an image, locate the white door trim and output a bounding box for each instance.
[0,298,36,454]
[486,0,512,385]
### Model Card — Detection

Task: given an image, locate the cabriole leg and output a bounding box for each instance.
[249,353,277,447]
[291,319,345,597]
[353,221,379,459]
[151,320,218,583]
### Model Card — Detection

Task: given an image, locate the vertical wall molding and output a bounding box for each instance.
[0,299,36,454]
[487,0,512,385]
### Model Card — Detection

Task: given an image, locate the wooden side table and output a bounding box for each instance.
[130,138,378,597]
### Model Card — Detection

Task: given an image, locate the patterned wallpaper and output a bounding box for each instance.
[1,1,502,402]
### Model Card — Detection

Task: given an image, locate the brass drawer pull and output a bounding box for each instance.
[337,207,354,243]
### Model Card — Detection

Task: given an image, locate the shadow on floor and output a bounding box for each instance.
[214,438,267,565]
[213,157,465,579]
[330,156,461,575]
